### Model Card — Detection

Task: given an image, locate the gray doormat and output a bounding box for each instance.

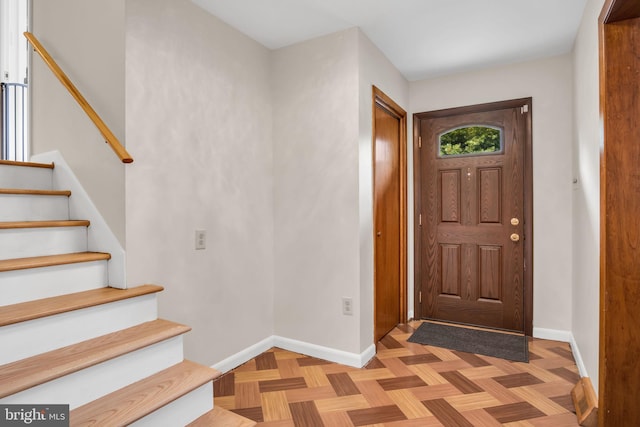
[407,322,529,363]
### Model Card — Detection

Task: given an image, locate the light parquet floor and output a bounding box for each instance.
[213,321,580,426]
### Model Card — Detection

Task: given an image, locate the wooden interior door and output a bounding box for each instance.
[373,87,407,342]
[414,99,531,333]
[599,1,640,424]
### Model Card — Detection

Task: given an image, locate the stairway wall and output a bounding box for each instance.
[126,0,275,367]
[30,0,126,246]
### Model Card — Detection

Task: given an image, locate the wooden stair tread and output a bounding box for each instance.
[0,188,70,196]
[0,319,191,398]
[0,220,90,229]
[0,284,163,327]
[187,406,257,427]
[0,252,111,273]
[71,360,219,426]
[0,160,54,169]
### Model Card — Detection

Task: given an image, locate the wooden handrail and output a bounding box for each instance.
[24,32,133,164]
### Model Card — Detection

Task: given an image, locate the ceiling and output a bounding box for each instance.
[191,0,588,81]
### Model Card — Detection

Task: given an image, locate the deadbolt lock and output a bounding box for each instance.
[510,217,520,226]
[510,233,520,242]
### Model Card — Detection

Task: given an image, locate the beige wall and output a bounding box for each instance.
[409,55,575,333]
[126,15,411,362]
[31,0,126,245]
[357,31,410,349]
[125,0,274,365]
[572,0,604,392]
[271,28,410,356]
[272,29,362,354]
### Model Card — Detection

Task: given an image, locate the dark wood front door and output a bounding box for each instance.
[414,99,532,333]
[373,87,407,342]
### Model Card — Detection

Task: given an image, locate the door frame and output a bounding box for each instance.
[413,98,533,335]
[372,86,408,335]
[598,1,640,424]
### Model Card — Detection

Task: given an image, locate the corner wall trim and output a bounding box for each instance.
[212,336,376,374]
[533,327,589,380]
[31,150,126,288]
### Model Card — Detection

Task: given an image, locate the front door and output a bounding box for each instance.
[414,99,531,333]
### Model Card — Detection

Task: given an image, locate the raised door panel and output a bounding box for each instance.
[478,168,502,224]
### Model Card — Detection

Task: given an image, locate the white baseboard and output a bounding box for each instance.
[212,336,275,374]
[533,327,573,342]
[533,327,588,378]
[274,336,376,369]
[568,334,589,379]
[212,336,376,374]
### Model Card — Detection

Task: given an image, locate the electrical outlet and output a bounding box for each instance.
[342,297,353,315]
[195,230,206,250]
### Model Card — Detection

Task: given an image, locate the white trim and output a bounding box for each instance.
[569,334,590,379]
[31,151,126,288]
[212,336,376,374]
[532,327,572,343]
[274,336,376,369]
[211,336,275,373]
[533,327,589,379]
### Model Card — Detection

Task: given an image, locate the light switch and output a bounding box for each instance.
[195,230,206,250]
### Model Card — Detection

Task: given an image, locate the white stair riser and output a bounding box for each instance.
[0,294,158,365]
[0,165,52,190]
[0,194,69,221]
[0,227,87,259]
[131,382,213,427]
[0,261,108,306]
[1,337,185,409]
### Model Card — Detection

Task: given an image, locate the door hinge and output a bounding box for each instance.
[418,136,422,148]
[419,213,422,226]
[521,104,529,114]
[419,291,422,303]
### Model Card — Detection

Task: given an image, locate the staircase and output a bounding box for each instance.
[0,160,253,426]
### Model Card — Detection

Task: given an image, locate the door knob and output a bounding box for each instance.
[377,231,382,237]
[510,233,520,242]
[510,217,520,226]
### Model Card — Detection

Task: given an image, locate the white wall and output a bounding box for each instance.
[409,55,575,333]
[31,0,126,245]
[125,0,274,366]
[357,31,410,350]
[272,29,362,354]
[572,0,604,392]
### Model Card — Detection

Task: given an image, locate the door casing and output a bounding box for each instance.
[372,86,407,342]
[413,98,533,335]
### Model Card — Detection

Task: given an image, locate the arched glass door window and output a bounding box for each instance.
[438,125,502,157]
